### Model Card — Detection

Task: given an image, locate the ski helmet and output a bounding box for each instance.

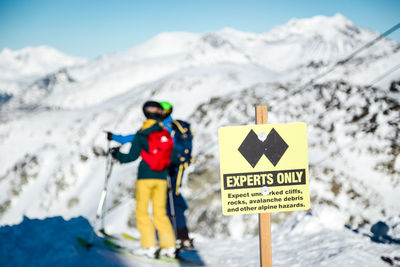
[160,101,173,117]
[142,101,163,120]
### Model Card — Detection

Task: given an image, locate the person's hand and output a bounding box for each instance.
[106,131,113,141]
[109,147,120,158]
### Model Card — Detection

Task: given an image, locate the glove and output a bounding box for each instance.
[106,131,113,141]
[109,146,120,158]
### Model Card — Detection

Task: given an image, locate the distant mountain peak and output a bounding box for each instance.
[0,45,86,63]
[265,13,363,40]
[287,13,355,28]
[0,46,86,86]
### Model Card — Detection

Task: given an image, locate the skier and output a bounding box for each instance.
[159,101,194,249]
[109,101,177,259]
[107,101,194,249]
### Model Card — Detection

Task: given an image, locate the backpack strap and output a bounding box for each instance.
[175,163,187,195]
[172,120,188,135]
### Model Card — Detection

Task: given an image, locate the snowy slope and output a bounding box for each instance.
[0,15,399,265]
[0,212,399,267]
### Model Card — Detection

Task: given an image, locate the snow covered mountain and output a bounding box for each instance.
[0,14,399,261]
[0,45,86,107]
[2,14,398,111]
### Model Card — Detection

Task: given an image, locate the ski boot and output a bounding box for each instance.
[176,238,194,250]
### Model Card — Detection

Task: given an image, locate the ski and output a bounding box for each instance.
[96,229,140,242]
[121,232,140,241]
[103,238,198,265]
[97,228,122,240]
[103,238,125,249]
[122,251,181,265]
[77,231,138,250]
[77,234,204,265]
[76,236,121,250]
[120,232,197,252]
[103,237,204,265]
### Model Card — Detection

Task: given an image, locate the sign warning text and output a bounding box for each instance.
[224,169,305,189]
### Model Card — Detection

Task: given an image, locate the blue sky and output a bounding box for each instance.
[0,0,399,58]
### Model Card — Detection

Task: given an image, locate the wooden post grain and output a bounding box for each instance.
[256,105,272,267]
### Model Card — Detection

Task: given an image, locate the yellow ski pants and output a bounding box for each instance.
[135,179,175,248]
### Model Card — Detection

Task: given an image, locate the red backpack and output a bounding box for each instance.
[141,128,174,171]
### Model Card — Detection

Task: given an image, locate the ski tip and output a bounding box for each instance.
[121,232,139,241]
[104,238,124,249]
[97,229,119,240]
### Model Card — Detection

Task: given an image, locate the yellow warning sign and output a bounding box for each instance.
[218,123,310,215]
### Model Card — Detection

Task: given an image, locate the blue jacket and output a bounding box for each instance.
[112,116,174,144]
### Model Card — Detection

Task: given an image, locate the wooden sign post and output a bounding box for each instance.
[218,105,310,267]
[256,105,272,267]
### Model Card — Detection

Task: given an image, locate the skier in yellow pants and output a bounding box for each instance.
[135,179,175,250]
[110,101,176,258]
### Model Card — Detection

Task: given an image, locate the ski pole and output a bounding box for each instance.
[95,141,114,233]
[167,174,178,238]
[87,141,115,246]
